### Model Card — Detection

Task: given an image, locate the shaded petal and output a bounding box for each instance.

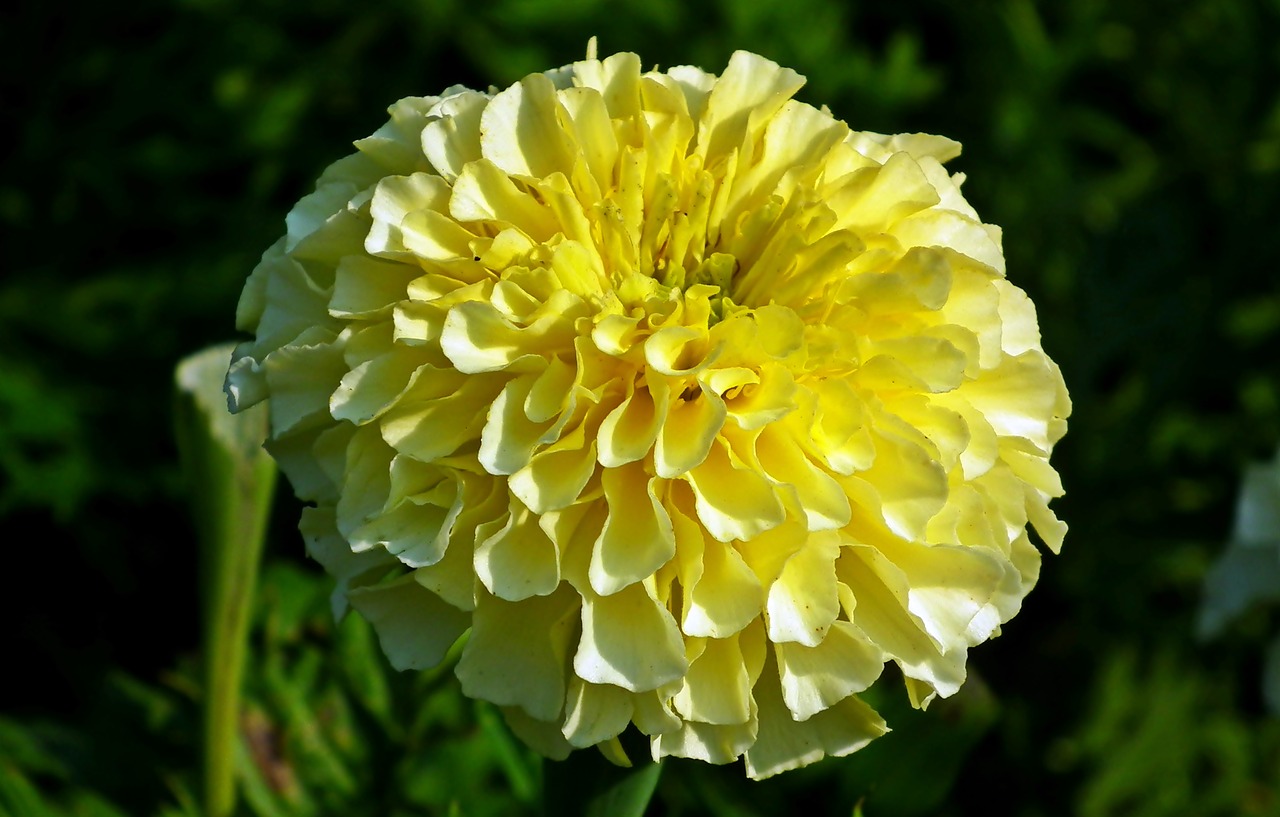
[502,707,573,760]
[672,633,753,725]
[300,506,396,619]
[456,585,581,720]
[561,676,634,748]
[347,576,469,671]
[475,496,561,601]
[744,659,888,780]
[262,330,346,437]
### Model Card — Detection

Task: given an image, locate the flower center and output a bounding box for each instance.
[658,252,740,324]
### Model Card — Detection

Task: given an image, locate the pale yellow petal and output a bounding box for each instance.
[557,86,621,191]
[475,497,560,601]
[597,375,665,467]
[954,351,1061,453]
[744,660,888,780]
[681,511,764,639]
[696,50,805,163]
[776,621,886,721]
[450,158,560,241]
[847,433,947,542]
[478,374,552,476]
[440,296,582,374]
[686,437,785,542]
[672,633,753,725]
[379,369,502,461]
[420,90,488,182]
[329,351,425,426]
[355,95,439,173]
[575,582,687,692]
[876,537,1011,651]
[347,575,470,671]
[590,464,676,596]
[837,546,967,697]
[480,72,576,179]
[456,585,580,721]
[561,676,634,748]
[652,711,757,765]
[654,384,726,478]
[765,530,841,647]
[754,423,851,531]
[508,412,599,513]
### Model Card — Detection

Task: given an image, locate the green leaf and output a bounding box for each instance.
[335,611,394,731]
[0,764,55,817]
[475,703,539,804]
[542,741,663,817]
[582,761,662,817]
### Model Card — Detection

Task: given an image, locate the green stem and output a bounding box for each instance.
[200,454,275,817]
[174,346,277,817]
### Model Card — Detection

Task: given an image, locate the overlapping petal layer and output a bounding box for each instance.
[228,48,1070,778]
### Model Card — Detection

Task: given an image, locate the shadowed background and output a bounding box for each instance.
[3,0,1279,814]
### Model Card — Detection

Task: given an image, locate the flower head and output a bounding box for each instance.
[227,48,1070,778]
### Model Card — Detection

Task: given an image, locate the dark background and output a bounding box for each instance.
[3,0,1279,814]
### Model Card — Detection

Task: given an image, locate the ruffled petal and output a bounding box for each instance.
[744,658,888,780]
[347,576,469,671]
[456,585,580,721]
[574,582,688,692]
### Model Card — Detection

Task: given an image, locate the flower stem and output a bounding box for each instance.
[200,458,274,817]
[175,346,277,817]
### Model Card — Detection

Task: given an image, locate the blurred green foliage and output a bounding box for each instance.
[4,0,1280,814]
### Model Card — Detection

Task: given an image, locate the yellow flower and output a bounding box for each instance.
[227,48,1070,778]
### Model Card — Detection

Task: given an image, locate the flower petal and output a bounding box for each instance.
[686,437,786,543]
[575,582,687,692]
[481,72,576,179]
[561,676,635,748]
[765,530,841,647]
[456,585,581,721]
[475,496,561,601]
[744,658,888,780]
[347,576,470,671]
[591,464,676,596]
[776,621,886,721]
[672,633,754,725]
